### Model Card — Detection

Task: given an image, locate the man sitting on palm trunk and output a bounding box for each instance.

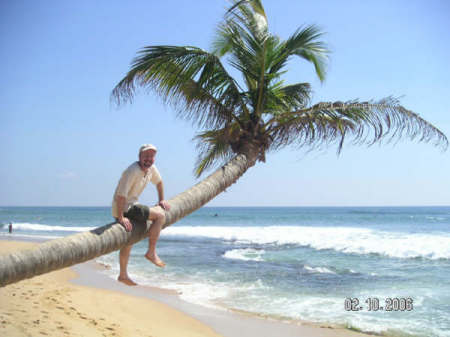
[112,144,171,286]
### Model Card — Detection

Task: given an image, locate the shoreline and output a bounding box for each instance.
[1,238,378,337]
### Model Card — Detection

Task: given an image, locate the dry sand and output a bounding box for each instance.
[1,240,374,337]
[0,241,222,337]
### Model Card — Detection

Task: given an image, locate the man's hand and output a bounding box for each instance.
[118,216,133,232]
[158,200,171,211]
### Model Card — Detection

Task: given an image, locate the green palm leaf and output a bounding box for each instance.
[112,45,247,129]
[193,126,238,177]
[270,25,329,82]
[266,97,448,153]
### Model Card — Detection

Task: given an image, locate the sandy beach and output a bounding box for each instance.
[0,240,223,337]
[1,239,374,337]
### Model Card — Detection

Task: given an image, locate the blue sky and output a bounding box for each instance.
[1,0,449,207]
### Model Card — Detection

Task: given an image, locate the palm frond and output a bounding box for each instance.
[193,127,237,177]
[228,0,266,18]
[266,97,448,153]
[226,0,268,41]
[267,111,354,153]
[215,1,273,101]
[111,46,247,129]
[270,25,329,82]
[278,82,312,110]
[212,22,235,57]
[220,19,262,87]
[260,81,311,117]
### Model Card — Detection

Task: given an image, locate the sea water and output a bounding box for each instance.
[1,206,449,337]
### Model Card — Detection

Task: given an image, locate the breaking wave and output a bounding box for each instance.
[6,222,95,232]
[165,226,450,260]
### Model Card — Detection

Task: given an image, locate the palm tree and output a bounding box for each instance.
[0,0,447,287]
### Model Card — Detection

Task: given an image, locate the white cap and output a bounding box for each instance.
[139,144,157,154]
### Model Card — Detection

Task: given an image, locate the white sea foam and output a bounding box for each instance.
[304,265,336,274]
[164,226,450,260]
[222,248,265,261]
[9,222,95,232]
[0,232,59,240]
[161,277,270,310]
[169,282,231,308]
[237,294,444,337]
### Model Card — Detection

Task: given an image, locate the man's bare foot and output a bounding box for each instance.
[145,253,166,268]
[118,276,137,286]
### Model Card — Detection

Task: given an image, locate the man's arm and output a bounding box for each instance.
[156,181,171,211]
[116,195,133,232]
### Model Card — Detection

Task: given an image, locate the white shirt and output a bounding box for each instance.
[111,162,162,218]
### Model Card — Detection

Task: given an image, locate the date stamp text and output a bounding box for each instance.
[345,297,413,312]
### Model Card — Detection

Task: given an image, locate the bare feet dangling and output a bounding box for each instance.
[145,253,166,268]
[118,276,138,286]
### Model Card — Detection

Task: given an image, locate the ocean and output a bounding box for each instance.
[1,206,449,337]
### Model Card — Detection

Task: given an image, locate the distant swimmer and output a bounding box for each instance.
[214,213,218,217]
[8,222,12,234]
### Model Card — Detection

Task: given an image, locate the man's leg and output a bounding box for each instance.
[145,206,166,267]
[118,244,137,286]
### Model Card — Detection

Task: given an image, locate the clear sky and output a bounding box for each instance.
[1,0,449,207]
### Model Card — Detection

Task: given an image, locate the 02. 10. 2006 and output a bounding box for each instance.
[344,297,413,311]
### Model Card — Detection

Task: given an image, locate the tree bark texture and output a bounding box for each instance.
[0,153,256,287]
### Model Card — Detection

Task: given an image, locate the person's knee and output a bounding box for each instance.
[151,207,166,223]
[156,208,166,223]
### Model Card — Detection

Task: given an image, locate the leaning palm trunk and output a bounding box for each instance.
[0,152,257,287]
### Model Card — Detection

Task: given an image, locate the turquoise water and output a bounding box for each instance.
[1,206,450,337]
